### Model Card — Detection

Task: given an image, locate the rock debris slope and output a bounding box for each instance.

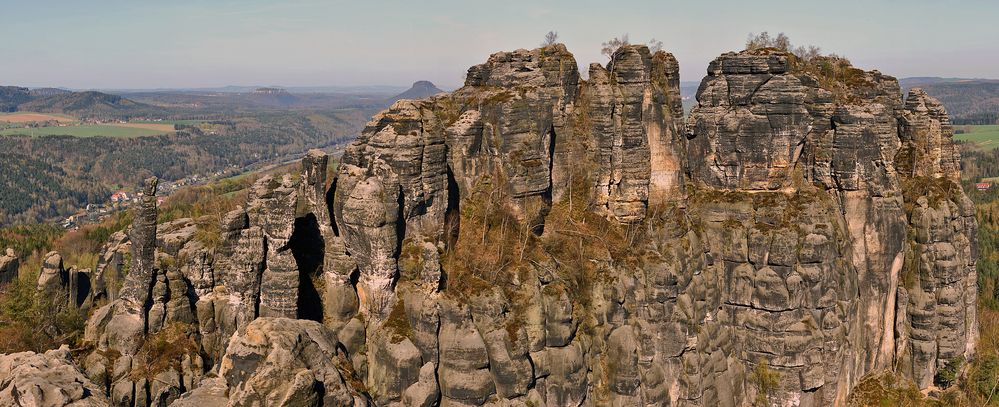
[5,44,976,407]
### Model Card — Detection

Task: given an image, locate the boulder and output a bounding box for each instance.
[0,248,17,284]
[219,318,368,406]
[0,346,110,406]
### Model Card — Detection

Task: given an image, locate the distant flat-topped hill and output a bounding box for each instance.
[389,80,444,102]
[246,87,299,107]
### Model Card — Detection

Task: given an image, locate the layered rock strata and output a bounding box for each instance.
[47,45,979,407]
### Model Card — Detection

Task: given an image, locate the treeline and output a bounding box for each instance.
[958,144,999,181]
[917,81,999,125]
[957,112,999,126]
[0,109,372,225]
[5,90,168,121]
[0,154,109,224]
[0,213,132,353]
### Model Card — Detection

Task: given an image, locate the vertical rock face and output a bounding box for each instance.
[893,88,978,389]
[117,177,159,325]
[582,45,685,222]
[35,250,95,310]
[37,251,67,297]
[0,248,17,284]
[335,100,447,319]
[455,45,578,212]
[252,174,301,318]
[60,45,976,407]
[898,88,962,182]
[681,51,890,405]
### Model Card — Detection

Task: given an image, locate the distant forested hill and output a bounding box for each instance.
[0,109,374,225]
[901,78,999,125]
[18,91,166,120]
[0,88,165,119]
[0,86,31,112]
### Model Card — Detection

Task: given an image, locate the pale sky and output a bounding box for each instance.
[1,0,996,89]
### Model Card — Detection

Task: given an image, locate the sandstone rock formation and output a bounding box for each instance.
[0,248,17,284]
[1,44,972,407]
[0,345,110,406]
[219,318,367,406]
[317,46,975,406]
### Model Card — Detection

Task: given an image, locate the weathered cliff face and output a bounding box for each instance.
[681,50,910,406]
[0,248,17,284]
[49,45,976,407]
[582,46,686,222]
[894,89,978,390]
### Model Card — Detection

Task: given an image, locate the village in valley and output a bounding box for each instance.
[60,172,218,229]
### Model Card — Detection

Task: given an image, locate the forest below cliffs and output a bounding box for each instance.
[0,109,373,225]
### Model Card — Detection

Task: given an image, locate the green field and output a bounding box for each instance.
[132,119,204,125]
[0,124,171,138]
[955,125,999,150]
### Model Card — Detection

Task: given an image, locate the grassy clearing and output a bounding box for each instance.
[0,123,173,138]
[108,122,175,132]
[131,119,204,125]
[955,125,999,151]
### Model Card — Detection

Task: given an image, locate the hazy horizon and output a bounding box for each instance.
[3,0,997,90]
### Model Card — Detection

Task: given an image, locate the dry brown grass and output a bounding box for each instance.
[129,322,199,380]
[0,112,75,123]
[381,297,414,344]
[848,370,926,407]
[439,160,641,314]
[440,173,526,298]
[108,122,175,132]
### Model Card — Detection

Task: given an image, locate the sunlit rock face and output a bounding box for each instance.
[51,45,976,407]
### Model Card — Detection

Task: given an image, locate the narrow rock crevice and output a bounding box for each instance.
[290,213,325,322]
[444,164,461,251]
[327,177,340,237]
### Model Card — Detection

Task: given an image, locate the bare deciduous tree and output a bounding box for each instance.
[601,34,630,59]
[792,44,822,61]
[746,31,823,62]
[648,38,664,54]
[541,31,559,47]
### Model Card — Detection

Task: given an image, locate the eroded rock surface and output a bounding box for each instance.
[0,346,110,406]
[219,318,368,406]
[0,248,17,284]
[0,44,973,407]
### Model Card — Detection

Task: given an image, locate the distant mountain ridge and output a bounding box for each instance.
[28,88,72,97]
[902,77,999,125]
[0,86,31,112]
[0,87,163,119]
[390,80,444,102]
